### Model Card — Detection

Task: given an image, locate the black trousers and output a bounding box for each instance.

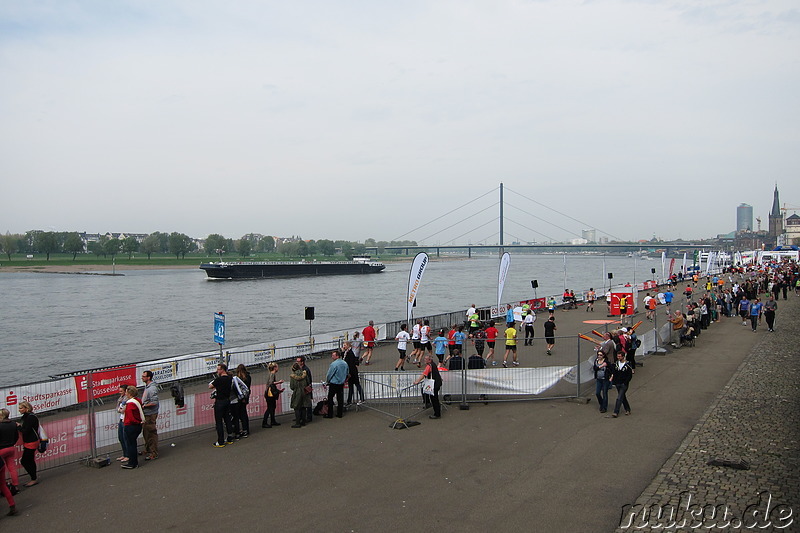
[326,383,345,417]
[524,326,535,345]
[423,387,441,417]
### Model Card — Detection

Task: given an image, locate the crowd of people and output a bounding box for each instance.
[592,258,799,420]
[4,258,796,519]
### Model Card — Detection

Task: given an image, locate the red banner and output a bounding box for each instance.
[75,366,138,403]
[610,292,635,316]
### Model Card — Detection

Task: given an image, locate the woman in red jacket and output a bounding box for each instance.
[122,386,144,469]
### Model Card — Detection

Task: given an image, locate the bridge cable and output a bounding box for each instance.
[504,186,624,241]
[392,187,498,242]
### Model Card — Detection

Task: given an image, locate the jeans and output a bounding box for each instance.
[232,402,250,434]
[613,383,630,415]
[347,378,365,404]
[117,420,126,457]
[214,399,234,444]
[123,424,142,467]
[750,315,759,331]
[595,379,610,411]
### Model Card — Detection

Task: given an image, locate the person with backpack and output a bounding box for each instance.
[233,364,252,438]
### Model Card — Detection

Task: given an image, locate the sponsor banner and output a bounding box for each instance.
[26,415,93,469]
[641,280,658,290]
[610,292,635,316]
[407,252,429,322]
[491,299,544,318]
[497,252,511,311]
[528,298,547,310]
[75,366,137,403]
[0,379,79,418]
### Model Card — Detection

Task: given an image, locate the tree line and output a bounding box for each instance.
[0,230,417,261]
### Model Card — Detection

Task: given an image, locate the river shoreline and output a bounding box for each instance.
[0,263,197,273]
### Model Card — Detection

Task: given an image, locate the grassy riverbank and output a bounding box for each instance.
[0,251,422,272]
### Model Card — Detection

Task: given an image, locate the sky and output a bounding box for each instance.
[1,0,798,245]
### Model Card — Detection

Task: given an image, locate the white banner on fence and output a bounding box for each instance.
[0,378,79,418]
[363,366,575,398]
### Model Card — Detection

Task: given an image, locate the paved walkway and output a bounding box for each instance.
[2,292,796,532]
[615,295,799,532]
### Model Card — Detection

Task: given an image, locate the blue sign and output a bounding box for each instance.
[214,312,225,345]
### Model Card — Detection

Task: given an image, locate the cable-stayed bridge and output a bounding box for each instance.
[375,184,714,256]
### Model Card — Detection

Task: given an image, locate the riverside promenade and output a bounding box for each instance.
[3,293,797,532]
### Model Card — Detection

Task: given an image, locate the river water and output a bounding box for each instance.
[1,254,668,385]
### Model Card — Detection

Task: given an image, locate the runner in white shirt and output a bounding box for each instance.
[419,319,433,366]
[523,311,536,346]
[410,320,422,364]
[394,324,412,371]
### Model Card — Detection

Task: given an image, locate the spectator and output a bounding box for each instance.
[234,364,252,437]
[140,370,160,460]
[413,355,442,419]
[209,364,235,447]
[121,386,144,469]
[17,401,41,485]
[467,352,486,369]
[290,362,311,428]
[609,352,633,418]
[0,409,19,495]
[114,384,129,462]
[262,362,283,428]
[343,342,365,406]
[324,350,348,419]
[592,352,610,413]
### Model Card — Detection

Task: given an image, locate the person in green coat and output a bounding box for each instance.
[289,363,311,428]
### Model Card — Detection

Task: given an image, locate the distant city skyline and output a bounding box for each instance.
[1,1,798,243]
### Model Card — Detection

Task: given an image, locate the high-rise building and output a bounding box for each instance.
[581,229,596,243]
[736,203,753,232]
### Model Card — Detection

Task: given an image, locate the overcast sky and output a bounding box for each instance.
[1,0,798,244]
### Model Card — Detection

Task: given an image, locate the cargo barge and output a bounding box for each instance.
[200,256,385,279]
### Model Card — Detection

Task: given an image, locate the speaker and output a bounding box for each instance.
[651,268,656,274]
[607,273,614,280]
[531,280,539,289]
[304,307,315,320]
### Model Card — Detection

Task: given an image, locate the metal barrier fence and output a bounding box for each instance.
[2,341,344,474]
[1,301,671,477]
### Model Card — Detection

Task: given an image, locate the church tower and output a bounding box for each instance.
[768,184,783,243]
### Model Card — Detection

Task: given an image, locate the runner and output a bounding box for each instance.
[484,320,499,365]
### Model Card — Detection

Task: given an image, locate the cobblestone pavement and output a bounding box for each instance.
[616,296,800,532]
